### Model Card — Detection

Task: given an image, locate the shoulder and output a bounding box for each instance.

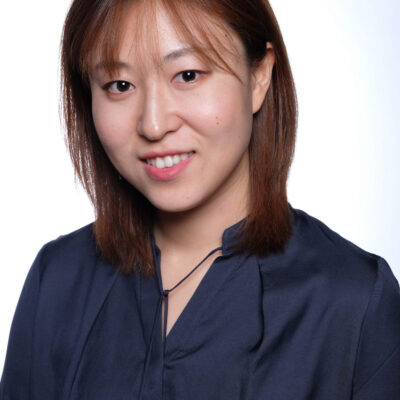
[289,206,383,285]
[34,222,117,292]
[40,222,97,264]
[29,223,119,336]
[290,206,378,262]
[259,206,398,310]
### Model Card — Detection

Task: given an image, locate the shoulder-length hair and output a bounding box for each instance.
[61,0,297,276]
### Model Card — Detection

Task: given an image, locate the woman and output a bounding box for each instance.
[1,0,399,399]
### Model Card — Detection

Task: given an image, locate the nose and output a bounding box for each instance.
[137,81,181,141]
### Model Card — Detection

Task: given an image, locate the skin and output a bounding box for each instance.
[89,5,274,336]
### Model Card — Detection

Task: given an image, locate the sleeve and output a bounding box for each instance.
[352,257,400,399]
[0,245,46,400]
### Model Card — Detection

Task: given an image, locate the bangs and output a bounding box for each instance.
[79,0,243,80]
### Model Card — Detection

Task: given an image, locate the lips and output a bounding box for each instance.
[142,151,194,169]
[142,151,194,181]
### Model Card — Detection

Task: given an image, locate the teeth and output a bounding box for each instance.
[146,152,193,169]
[155,157,165,169]
[164,156,173,167]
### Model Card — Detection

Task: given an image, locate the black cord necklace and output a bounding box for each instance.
[160,246,223,341]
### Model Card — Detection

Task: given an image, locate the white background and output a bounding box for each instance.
[0,0,399,376]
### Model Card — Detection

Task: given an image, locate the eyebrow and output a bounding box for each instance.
[162,46,196,62]
[93,46,198,73]
[94,61,133,72]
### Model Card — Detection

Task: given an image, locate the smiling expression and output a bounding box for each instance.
[89,3,272,216]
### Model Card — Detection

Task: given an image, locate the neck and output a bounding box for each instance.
[154,178,249,258]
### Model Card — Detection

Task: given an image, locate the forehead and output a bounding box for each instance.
[119,5,194,66]
[88,0,245,75]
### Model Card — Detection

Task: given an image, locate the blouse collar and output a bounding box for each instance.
[221,218,246,256]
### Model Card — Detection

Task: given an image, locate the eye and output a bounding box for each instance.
[104,80,134,93]
[174,70,202,83]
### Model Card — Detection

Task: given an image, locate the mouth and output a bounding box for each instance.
[144,151,194,169]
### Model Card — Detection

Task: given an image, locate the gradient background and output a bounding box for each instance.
[0,0,399,375]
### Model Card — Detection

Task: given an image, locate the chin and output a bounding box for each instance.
[146,193,205,215]
[151,201,198,214]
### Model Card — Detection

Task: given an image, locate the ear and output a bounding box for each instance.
[251,42,275,114]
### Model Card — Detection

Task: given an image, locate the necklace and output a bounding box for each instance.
[160,246,223,341]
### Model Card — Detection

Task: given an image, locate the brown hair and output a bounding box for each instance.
[61,0,297,276]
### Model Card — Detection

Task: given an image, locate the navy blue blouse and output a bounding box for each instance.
[1,207,400,399]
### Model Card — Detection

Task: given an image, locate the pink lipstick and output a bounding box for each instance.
[142,151,194,181]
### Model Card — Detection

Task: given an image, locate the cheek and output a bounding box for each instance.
[191,80,253,147]
[91,98,134,151]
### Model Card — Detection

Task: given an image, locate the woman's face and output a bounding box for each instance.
[89,5,272,215]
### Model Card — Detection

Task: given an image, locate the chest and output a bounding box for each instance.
[42,255,361,400]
